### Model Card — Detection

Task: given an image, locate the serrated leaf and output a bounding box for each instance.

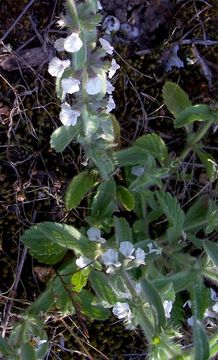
[82,106,100,137]
[21,222,94,264]
[91,179,116,221]
[141,279,166,330]
[115,146,150,166]
[116,185,135,211]
[71,267,90,292]
[156,191,185,242]
[195,149,218,182]
[89,271,117,306]
[50,126,79,153]
[162,81,192,118]
[175,104,213,128]
[0,336,14,356]
[75,289,110,320]
[203,240,218,267]
[194,321,209,360]
[114,216,132,243]
[88,146,115,180]
[135,134,168,165]
[190,274,209,320]
[130,168,169,192]
[65,170,96,210]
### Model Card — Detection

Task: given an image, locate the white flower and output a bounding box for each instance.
[99,37,114,55]
[48,57,70,77]
[109,59,120,79]
[106,95,116,113]
[135,282,142,295]
[97,1,103,10]
[86,75,104,95]
[106,80,115,95]
[163,300,173,318]
[210,288,218,301]
[147,243,162,255]
[54,37,65,51]
[212,303,218,313]
[61,78,80,94]
[113,302,132,320]
[135,248,146,265]
[59,103,80,126]
[76,256,92,268]
[87,227,106,243]
[64,32,83,53]
[183,300,192,308]
[131,166,145,176]
[119,241,135,259]
[187,316,194,327]
[101,249,121,267]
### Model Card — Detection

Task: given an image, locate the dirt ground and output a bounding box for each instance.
[0,0,217,358]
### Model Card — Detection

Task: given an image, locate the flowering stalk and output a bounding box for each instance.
[49,0,120,179]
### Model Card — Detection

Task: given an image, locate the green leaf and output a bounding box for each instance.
[88,146,115,180]
[193,321,209,360]
[116,185,135,211]
[141,279,166,331]
[75,289,110,320]
[91,179,116,222]
[115,146,149,166]
[155,191,185,242]
[114,216,132,243]
[89,271,117,306]
[71,267,90,292]
[21,222,94,264]
[195,149,218,182]
[162,81,192,118]
[20,343,37,360]
[184,197,209,233]
[175,104,213,128]
[0,336,14,356]
[135,134,168,165]
[129,168,169,192]
[153,270,194,292]
[203,240,218,267]
[65,170,96,210]
[82,106,100,137]
[50,126,79,153]
[27,283,54,315]
[190,274,209,320]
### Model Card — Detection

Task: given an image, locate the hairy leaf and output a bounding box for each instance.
[116,185,135,211]
[194,321,209,360]
[21,222,94,264]
[91,179,116,221]
[135,134,168,165]
[75,289,110,320]
[89,271,117,306]
[65,170,96,210]
[203,240,218,267]
[114,216,132,243]
[50,125,79,152]
[195,149,218,182]
[162,81,192,118]
[71,267,90,292]
[175,104,213,128]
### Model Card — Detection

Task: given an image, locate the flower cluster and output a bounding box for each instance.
[48,25,120,128]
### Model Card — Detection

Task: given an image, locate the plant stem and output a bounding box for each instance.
[122,270,155,340]
[178,120,213,161]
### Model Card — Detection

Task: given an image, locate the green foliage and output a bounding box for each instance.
[162,81,192,118]
[50,125,80,152]
[65,170,96,210]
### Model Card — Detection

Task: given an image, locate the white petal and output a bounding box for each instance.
[163,300,173,318]
[187,316,194,327]
[212,303,218,313]
[106,80,115,95]
[112,302,131,319]
[48,57,70,77]
[97,1,103,10]
[106,95,116,113]
[101,249,121,267]
[64,32,83,53]
[131,166,145,176]
[61,78,80,94]
[54,37,65,51]
[76,256,92,268]
[86,76,103,95]
[87,227,106,243]
[109,59,120,79]
[59,103,80,126]
[99,38,114,55]
[135,248,145,265]
[119,241,135,258]
[210,288,218,301]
